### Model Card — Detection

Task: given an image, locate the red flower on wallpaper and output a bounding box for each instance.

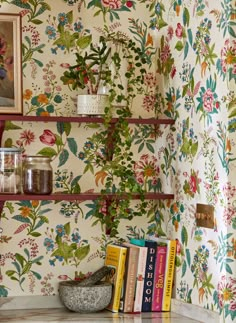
[101,0,122,9]
[217,275,236,311]
[183,169,201,198]
[39,129,56,146]
[175,23,183,38]
[134,154,160,190]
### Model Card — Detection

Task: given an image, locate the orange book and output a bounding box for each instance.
[104,244,127,313]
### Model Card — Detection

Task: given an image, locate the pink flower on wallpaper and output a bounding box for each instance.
[190,175,198,193]
[58,275,69,280]
[144,72,157,88]
[167,26,174,40]
[175,23,183,38]
[160,43,171,63]
[176,239,182,255]
[39,129,56,146]
[143,94,156,112]
[223,206,235,226]
[217,275,236,311]
[101,0,122,9]
[134,154,160,187]
[170,65,177,78]
[19,130,35,146]
[223,182,236,199]
[202,88,214,112]
[220,39,236,74]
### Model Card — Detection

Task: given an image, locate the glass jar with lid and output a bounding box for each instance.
[0,148,22,194]
[23,156,53,195]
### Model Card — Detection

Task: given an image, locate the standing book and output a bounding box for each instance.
[130,240,148,313]
[131,239,157,312]
[149,237,176,311]
[152,243,167,311]
[119,242,139,313]
[104,244,127,313]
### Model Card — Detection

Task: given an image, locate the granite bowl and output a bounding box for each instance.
[58,281,112,313]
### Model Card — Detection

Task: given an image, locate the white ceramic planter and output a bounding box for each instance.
[77,94,109,116]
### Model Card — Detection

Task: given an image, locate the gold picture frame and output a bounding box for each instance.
[0,13,22,114]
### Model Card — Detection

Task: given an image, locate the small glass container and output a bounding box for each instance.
[0,148,22,194]
[23,156,53,195]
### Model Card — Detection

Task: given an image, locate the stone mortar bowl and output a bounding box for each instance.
[59,281,112,313]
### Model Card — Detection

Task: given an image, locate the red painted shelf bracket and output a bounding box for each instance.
[0,119,5,146]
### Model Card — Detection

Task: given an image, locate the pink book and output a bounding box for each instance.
[152,244,167,311]
[133,245,148,312]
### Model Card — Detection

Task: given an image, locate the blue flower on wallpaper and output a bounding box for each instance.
[56,224,66,237]
[55,256,64,262]
[74,21,83,32]
[58,13,68,26]
[84,141,94,149]
[45,26,57,40]
[49,259,55,266]
[44,238,54,251]
[78,151,85,160]
[71,230,81,243]
[51,48,57,54]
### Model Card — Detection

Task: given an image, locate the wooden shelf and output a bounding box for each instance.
[0,192,174,201]
[0,115,175,211]
[0,115,175,125]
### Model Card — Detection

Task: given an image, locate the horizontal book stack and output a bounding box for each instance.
[104,237,176,313]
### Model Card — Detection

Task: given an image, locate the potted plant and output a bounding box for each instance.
[61,36,112,115]
[61,28,147,117]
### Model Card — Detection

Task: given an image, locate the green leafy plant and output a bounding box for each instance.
[61,27,151,237]
[61,27,148,110]
[60,38,112,94]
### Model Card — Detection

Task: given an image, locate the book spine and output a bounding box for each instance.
[152,245,167,311]
[162,240,176,311]
[123,246,139,312]
[133,246,148,313]
[105,245,127,313]
[141,240,157,312]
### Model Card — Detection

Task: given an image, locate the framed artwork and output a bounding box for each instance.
[0,13,22,114]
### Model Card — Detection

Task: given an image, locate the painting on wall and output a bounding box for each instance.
[0,13,22,114]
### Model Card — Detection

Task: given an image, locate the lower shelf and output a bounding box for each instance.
[0,192,174,201]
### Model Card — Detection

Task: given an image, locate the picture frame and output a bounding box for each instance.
[0,13,22,114]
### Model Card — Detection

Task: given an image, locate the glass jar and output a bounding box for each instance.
[23,156,53,195]
[0,148,22,194]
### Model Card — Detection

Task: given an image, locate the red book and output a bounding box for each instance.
[152,244,167,311]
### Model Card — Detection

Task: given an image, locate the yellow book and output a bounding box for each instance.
[105,244,127,312]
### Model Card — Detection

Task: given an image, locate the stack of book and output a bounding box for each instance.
[104,237,176,313]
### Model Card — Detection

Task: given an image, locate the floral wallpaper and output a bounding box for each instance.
[0,0,235,322]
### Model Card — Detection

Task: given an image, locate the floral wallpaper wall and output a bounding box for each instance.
[0,0,235,322]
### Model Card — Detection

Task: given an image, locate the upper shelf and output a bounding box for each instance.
[0,115,175,125]
[0,192,174,201]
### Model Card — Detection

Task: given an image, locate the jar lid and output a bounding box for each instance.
[24,155,51,161]
[0,148,21,153]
